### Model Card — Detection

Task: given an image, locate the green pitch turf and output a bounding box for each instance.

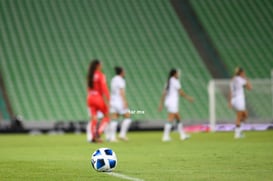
[0,131,273,181]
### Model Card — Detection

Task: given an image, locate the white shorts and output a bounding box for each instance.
[164,101,179,113]
[110,101,129,115]
[231,97,246,111]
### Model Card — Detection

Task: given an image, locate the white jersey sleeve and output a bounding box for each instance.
[174,79,181,90]
[111,75,125,102]
[120,78,125,89]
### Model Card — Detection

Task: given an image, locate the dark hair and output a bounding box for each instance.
[166,69,177,91]
[115,66,123,75]
[235,67,244,76]
[87,59,100,88]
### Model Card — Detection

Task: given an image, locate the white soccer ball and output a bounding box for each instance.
[91,148,117,172]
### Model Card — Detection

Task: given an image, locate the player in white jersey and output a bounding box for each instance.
[158,69,194,142]
[105,66,131,142]
[229,67,252,139]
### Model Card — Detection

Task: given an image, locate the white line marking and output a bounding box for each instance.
[106,172,144,181]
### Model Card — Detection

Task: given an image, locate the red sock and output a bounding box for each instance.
[98,117,110,135]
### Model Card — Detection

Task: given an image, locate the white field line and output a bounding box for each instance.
[106,172,145,181]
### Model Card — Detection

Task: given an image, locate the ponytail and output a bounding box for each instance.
[166,69,177,91]
[87,59,100,88]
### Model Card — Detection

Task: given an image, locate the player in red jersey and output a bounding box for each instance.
[86,59,110,143]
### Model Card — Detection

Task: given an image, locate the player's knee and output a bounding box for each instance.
[243,111,248,119]
[124,112,130,118]
[110,113,118,119]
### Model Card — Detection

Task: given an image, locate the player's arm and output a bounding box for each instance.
[179,89,194,103]
[158,89,166,112]
[245,78,252,90]
[120,88,128,109]
[242,72,252,90]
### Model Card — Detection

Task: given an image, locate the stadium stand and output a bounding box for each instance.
[191,0,273,122]
[0,0,212,123]
[171,0,230,79]
[0,90,10,121]
[190,0,273,78]
[0,70,11,121]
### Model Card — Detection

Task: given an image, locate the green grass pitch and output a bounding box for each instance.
[0,131,273,181]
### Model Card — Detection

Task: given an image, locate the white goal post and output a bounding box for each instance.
[208,75,273,132]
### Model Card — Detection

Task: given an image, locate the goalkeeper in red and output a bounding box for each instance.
[229,67,252,139]
[86,59,110,143]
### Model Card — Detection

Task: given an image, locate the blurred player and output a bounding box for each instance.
[229,67,252,139]
[158,69,194,142]
[86,59,110,143]
[105,66,131,142]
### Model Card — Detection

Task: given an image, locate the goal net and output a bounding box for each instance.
[208,78,273,131]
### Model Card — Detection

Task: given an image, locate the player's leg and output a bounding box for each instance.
[86,108,92,142]
[162,113,175,142]
[106,102,120,142]
[98,101,110,136]
[119,111,131,141]
[86,122,93,142]
[236,111,248,138]
[104,120,111,141]
[234,111,241,138]
[87,95,100,143]
[104,112,113,141]
[107,112,119,142]
[234,99,246,138]
[234,111,245,138]
[241,110,248,122]
[109,120,118,142]
[175,113,190,140]
[87,107,99,142]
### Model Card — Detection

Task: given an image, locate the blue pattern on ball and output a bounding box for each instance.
[104,149,113,155]
[108,159,116,168]
[96,159,105,169]
[93,150,101,157]
[91,148,117,172]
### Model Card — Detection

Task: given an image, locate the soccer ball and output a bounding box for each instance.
[91,148,117,172]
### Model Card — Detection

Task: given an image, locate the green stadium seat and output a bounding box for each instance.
[0,0,212,123]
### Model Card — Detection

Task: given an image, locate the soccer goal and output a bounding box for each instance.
[208,75,273,131]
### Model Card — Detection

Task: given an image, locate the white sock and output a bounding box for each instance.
[235,125,241,137]
[162,123,172,140]
[119,118,131,138]
[86,122,92,142]
[104,123,111,141]
[178,123,187,139]
[110,121,118,141]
